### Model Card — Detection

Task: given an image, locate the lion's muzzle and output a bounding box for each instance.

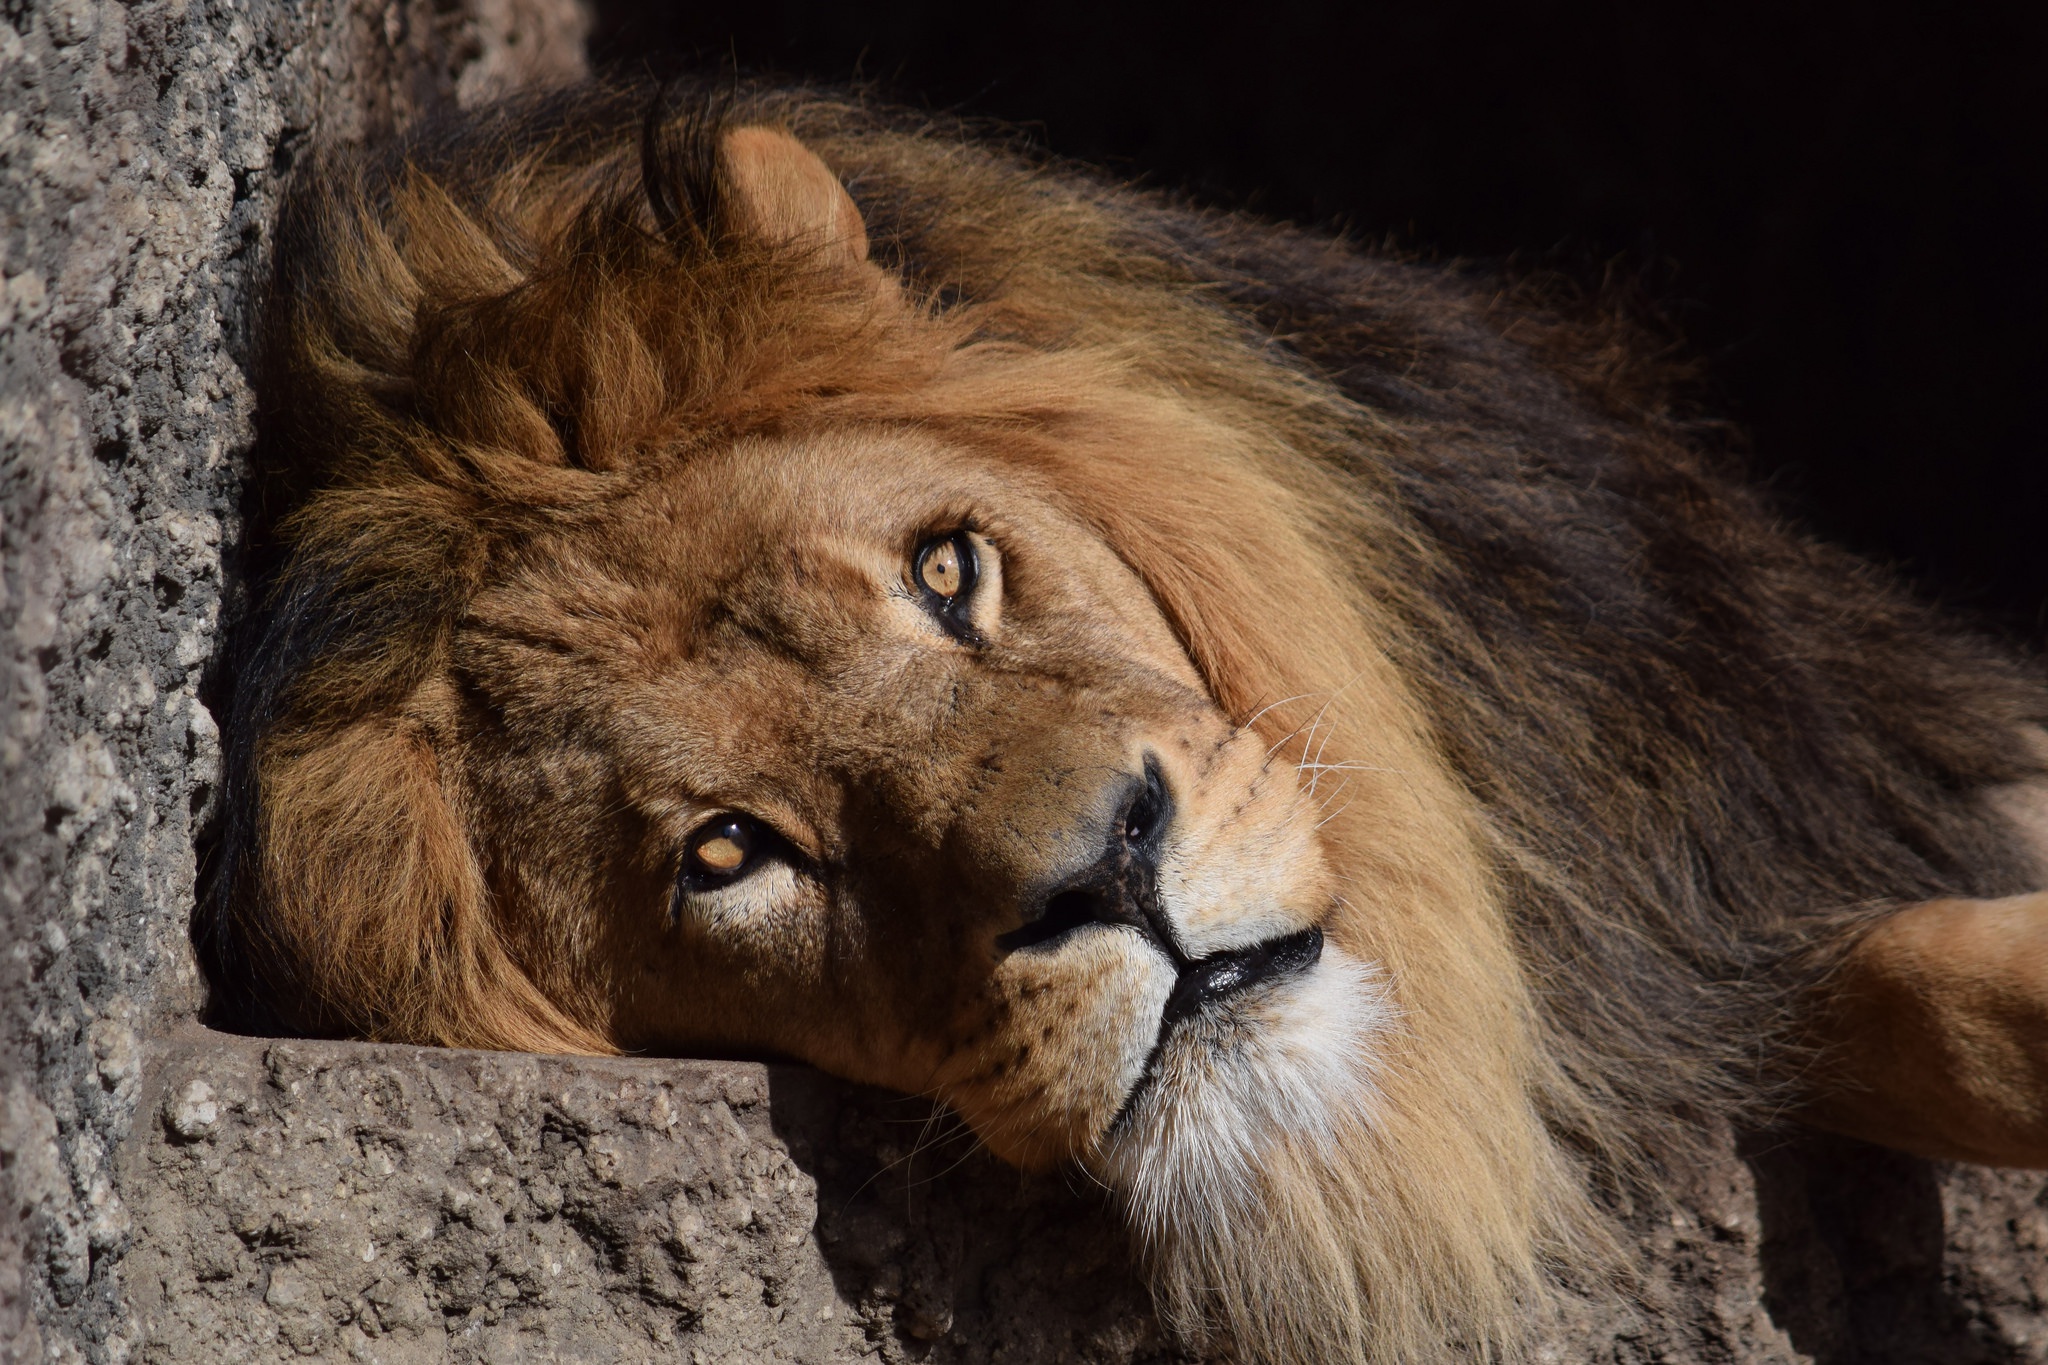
[1107,924,1329,1134]
[1160,925,1324,1030]
[997,756,1179,955]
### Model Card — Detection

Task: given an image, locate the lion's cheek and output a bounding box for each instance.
[937,930,1173,1170]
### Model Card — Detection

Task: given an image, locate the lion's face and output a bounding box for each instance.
[245,117,1593,1360]
[460,424,1375,1168]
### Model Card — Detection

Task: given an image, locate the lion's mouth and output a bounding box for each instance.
[1158,925,1324,1029]
[1110,924,1325,1130]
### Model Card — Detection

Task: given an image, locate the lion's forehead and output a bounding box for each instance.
[455,441,1212,765]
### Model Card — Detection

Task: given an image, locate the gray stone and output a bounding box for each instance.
[120,1031,1172,1365]
[101,1028,2048,1365]
[1,0,583,1358]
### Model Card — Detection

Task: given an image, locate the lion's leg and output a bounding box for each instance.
[1803,890,2048,1167]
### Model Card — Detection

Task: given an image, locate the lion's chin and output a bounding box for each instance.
[1091,945,1399,1362]
[1095,944,1395,1238]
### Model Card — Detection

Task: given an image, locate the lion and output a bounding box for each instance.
[203,80,2048,1362]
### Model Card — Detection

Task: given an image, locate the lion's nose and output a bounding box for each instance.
[997,757,1184,959]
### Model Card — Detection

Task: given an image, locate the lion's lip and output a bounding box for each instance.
[1158,925,1325,1030]
[1107,925,1325,1134]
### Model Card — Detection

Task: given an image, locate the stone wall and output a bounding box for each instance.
[0,0,584,1357]
[2,2,2045,1360]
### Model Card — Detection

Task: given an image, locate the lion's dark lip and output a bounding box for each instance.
[1158,925,1324,1030]
[1107,924,1325,1134]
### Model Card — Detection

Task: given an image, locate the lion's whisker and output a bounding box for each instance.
[1239,692,1317,736]
[906,1127,993,1191]
[1311,775,1354,815]
[835,1096,971,1216]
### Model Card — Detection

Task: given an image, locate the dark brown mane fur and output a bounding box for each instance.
[206,76,2048,1200]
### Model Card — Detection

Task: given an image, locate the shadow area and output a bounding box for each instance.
[764,1067,1187,1364]
[1745,1128,2025,1365]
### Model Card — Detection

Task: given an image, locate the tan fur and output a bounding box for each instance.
[1805,891,2048,1166]
[722,126,871,262]
[223,92,2048,1364]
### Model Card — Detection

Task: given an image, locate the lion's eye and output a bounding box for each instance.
[913,531,980,638]
[681,815,763,889]
[916,532,975,600]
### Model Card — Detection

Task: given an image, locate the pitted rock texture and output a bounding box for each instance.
[124,1033,1174,1365]
[1744,1135,2048,1363]
[0,0,583,1359]
[113,1031,2048,1365]
[1527,1130,2048,1365]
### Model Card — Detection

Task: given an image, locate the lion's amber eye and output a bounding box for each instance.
[684,816,758,886]
[916,533,973,600]
[695,833,747,872]
[913,531,982,644]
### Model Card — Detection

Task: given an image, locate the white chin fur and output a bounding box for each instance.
[1094,944,1396,1248]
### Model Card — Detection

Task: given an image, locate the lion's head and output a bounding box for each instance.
[212,81,2048,1363]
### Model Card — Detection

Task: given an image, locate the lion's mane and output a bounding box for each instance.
[206,80,2048,1360]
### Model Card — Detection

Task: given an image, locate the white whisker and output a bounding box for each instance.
[1238,691,1316,736]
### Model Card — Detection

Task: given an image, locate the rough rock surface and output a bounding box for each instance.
[124,1031,1173,1365]
[0,0,583,1358]
[3,0,2046,1359]
[107,1031,2048,1365]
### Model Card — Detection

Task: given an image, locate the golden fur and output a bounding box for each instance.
[209,82,2048,1362]
[1804,890,2048,1165]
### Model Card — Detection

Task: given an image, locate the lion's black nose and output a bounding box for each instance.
[998,758,1182,956]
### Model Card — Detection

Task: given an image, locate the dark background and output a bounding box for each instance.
[593,2,2047,640]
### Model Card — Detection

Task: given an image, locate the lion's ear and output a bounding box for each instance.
[253,710,607,1055]
[720,126,870,265]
